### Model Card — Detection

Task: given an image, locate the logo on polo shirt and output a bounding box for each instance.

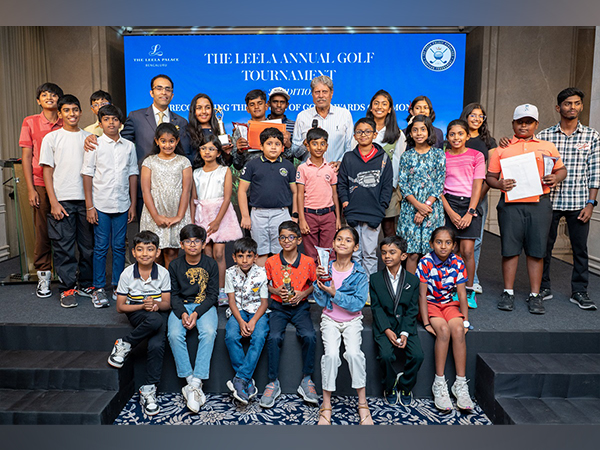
[241,167,246,176]
[324,174,331,182]
[279,168,288,177]
[421,40,456,72]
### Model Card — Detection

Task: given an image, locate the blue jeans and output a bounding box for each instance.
[473,194,488,285]
[225,310,269,381]
[93,210,128,288]
[168,305,218,380]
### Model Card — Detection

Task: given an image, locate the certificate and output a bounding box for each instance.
[499,152,543,202]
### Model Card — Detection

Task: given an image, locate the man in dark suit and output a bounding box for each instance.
[370,235,424,407]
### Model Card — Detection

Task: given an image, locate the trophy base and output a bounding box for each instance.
[218,134,229,146]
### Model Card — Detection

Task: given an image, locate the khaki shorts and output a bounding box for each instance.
[384,186,402,218]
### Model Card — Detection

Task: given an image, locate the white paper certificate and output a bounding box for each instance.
[499,152,543,201]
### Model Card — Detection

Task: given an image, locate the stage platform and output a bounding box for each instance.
[1,232,600,424]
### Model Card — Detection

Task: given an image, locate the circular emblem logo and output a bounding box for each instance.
[279,168,288,177]
[421,40,456,72]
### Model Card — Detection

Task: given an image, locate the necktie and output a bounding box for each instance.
[158,111,165,124]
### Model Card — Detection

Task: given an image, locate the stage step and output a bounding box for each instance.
[0,350,134,424]
[476,353,600,424]
[0,388,130,425]
[0,350,132,390]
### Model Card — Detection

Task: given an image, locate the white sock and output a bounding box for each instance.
[186,375,194,385]
[504,289,514,295]
[455,375,467,384]
[190,377,201,388]
[434,375,445,384]
[530,292,539,297]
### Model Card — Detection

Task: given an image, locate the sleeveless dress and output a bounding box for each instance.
[140,154,192,249]
[193,165,243,243]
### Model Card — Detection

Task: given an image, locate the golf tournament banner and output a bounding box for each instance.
[124,33,466,134]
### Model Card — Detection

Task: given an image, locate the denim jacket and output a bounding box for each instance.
[313,260,369,313]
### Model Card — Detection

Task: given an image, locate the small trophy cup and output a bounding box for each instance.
[214,106,230,146]
[281,265,296,305]
[315,246,333,282]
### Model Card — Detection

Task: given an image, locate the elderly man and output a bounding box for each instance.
[291,75,353,167]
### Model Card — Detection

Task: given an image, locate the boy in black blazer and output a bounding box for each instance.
[370,235,424,406]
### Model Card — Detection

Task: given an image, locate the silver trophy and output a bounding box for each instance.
[214,106,230,146]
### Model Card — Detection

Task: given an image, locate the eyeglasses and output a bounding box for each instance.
[153,85,173,93]
[183,238,202,246]
[354,130,374,136]
[91,102,110,110]
[469,114,486,120]
[278,235,298,242]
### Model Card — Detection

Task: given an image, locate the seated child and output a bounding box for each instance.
[260,220,318,409]
[417,226,474,412]
[338,118,393,277]
[297,127,341,261]
[167,224,219,413]
[370,235,424,406]
[224,237,269,404]
[313,226,373,425]
[238,127,298,266]
[81,104,138,306]
[108,230,171,416]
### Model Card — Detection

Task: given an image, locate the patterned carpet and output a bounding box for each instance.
[114,393,492,425]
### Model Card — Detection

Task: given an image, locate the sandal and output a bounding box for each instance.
[358,402,373,425]
[318,406,332,425]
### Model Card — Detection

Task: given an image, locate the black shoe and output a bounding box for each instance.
[539,288,553,301]
[570,292,597,310]
[497,292,515,311]
[399,390,413,407]
[527,294,545,314]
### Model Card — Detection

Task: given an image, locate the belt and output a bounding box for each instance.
[304,205,335,216]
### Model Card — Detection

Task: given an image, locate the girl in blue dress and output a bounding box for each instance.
[397,115,446,274]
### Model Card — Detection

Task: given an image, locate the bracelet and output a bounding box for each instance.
[87,206,95,211]
[424,323,432,328]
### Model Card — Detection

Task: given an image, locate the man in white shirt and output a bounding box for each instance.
[291,75,354,167]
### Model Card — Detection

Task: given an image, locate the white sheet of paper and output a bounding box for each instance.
[499,152,543,201]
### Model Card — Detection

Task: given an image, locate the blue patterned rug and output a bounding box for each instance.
[114,393,492,425]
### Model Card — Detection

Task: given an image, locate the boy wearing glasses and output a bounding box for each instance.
[260,221,318,409]
[338,117,393,277]
[83,90,119,136]
[167,224,219,413]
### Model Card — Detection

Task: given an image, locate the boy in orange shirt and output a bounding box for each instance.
[486,104,567,315]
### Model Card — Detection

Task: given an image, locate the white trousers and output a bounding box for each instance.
[320,314,366,392]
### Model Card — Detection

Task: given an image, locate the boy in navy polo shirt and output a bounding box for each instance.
[238,127,298,267]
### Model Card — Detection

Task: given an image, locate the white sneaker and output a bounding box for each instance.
[451,379,474,411]
[182,382,206,413]
[36,271,52,298]
[472,283,483,294]
[107,338,131,368]
[432,380,453,412]
[139,384,160,416]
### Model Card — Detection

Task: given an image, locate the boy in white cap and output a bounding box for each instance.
[486,104,567,315]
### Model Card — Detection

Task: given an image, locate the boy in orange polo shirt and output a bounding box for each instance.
[297,127,341,261]
[486,104,567,315]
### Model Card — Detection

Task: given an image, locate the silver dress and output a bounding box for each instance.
[140,154,192,249]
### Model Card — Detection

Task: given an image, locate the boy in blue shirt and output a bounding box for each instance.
[238,127,298,266]
[224,237,269,404]
[81,104,138,307]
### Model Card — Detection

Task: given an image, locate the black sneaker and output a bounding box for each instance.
[497,292,515,311]
[539,288,553,300]
[570,292,597,310]
[527,294,545,314]
[60,289,79,308]
[77,286,95,298]
[399,390,413,407]
[384,388,398,406]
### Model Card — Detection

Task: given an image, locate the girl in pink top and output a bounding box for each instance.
[313,226,372,425]
[441,119,485,308]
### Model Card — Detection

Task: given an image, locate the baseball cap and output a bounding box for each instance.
[513,104,539,121]
[268,87,290,101]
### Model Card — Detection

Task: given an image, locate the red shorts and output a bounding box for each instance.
[427,301,464,323]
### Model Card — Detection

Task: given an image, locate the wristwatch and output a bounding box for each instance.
[463,320,471,329]
[586,199,598,207]
[291,212,299,219]
[425,200,432,206]
[467,208,478,217]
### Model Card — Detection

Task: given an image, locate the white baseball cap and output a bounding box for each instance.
[268,87,290,101]
[513,104,539,121]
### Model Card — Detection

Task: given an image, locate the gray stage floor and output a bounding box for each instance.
[1,232,598,331]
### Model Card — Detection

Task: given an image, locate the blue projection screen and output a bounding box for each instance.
[124,33,465,134]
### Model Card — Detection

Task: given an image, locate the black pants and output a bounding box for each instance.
[125,310,167,386]
[542,209,590,295]
[375,333,424,393]
[267,300,316,381]
[46,200,94,292]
